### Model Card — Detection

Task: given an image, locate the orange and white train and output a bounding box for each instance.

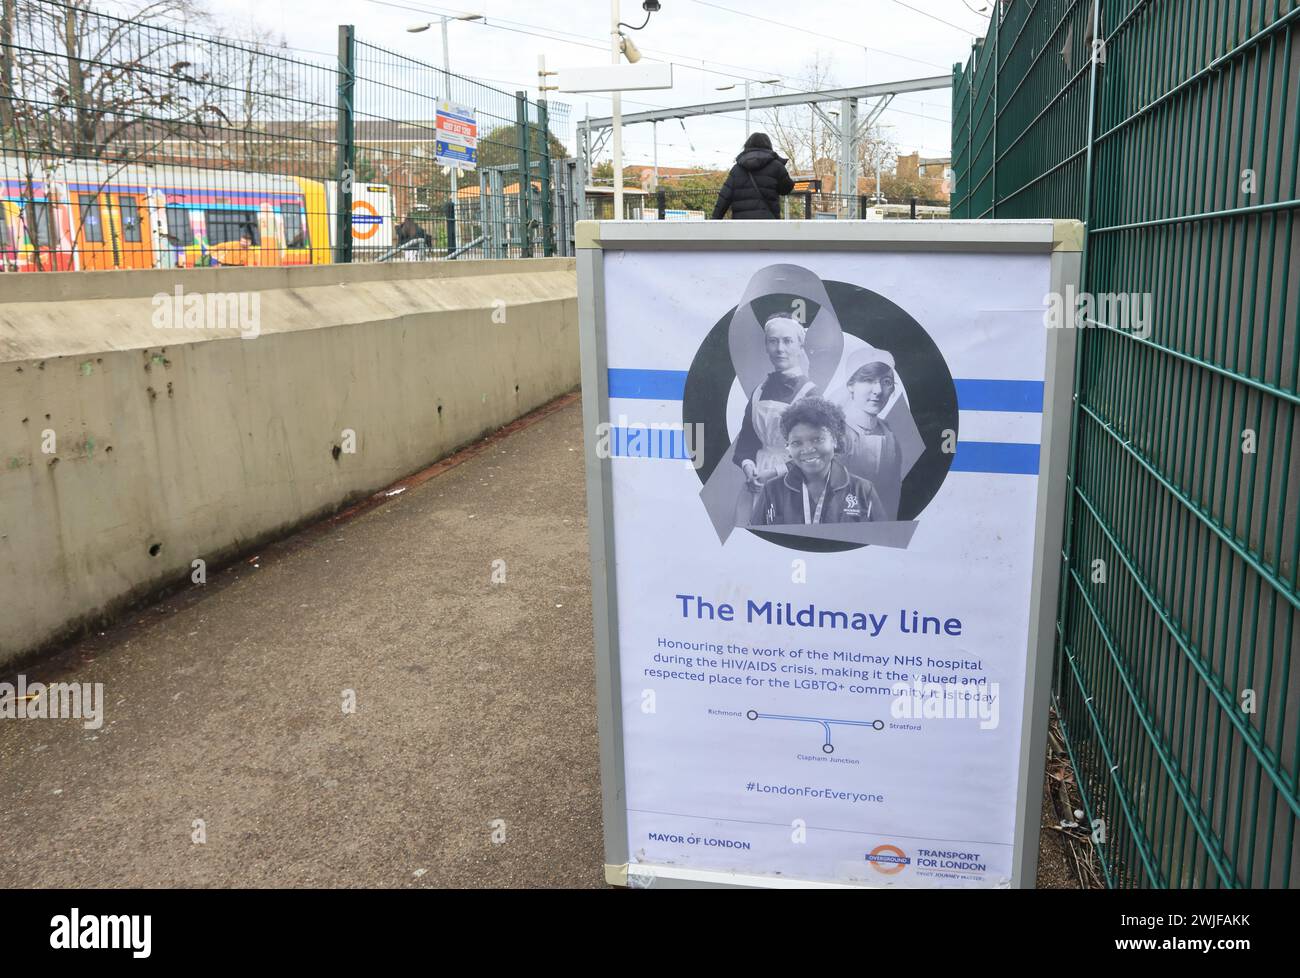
[0,156,396,272]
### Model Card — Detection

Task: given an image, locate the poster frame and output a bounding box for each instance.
[577,218,1084,889]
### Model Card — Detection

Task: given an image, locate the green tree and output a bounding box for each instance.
[590,159,639,187]
[879,172,929,204]
[674,170,726,193]
[477,122,568,170]
[354,148,379,183]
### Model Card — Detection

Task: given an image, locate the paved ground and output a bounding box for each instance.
[0,397,603,888]
[1,395,1087,888]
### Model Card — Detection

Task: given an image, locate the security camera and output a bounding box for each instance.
[620,33,642,63]
[643,1,662,11]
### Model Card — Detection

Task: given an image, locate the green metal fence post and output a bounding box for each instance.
[990,6,998,218]
[1051,0,1104,876]
[539,98,554,257]
[335,24,355,264]
[516,90,532,258]
[966,47,974,218]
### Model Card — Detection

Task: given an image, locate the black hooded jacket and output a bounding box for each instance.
[711,133,795,220]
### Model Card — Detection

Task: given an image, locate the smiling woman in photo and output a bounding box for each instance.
[750,397,886,527]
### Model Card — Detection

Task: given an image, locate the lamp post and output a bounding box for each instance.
[408,14,483,201]
[407,14,483,99]
[715,77,780,137]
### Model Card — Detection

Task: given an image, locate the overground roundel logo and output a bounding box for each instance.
[682,279,958,554]
[350,200,381,239]
[865,843,910,875]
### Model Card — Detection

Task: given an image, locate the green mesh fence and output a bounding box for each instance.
[0,0,567,267]
[952,0,1299,888]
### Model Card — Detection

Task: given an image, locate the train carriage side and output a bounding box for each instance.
[0,157,76,272]
[1,158,394,270]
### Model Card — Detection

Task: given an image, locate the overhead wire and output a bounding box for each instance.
[686,0,951,70]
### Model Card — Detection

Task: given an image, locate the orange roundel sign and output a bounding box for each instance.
[866,844,909,875]
[351,200,381,240]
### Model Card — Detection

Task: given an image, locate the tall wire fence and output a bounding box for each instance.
[0,0,569,271]
[953,0,1299,888]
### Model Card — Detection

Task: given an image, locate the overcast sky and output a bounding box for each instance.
[177,0,992,170]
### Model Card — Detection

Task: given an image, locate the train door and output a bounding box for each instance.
[280,195,312,266]
[255,203,281,267]
[0,201,16,270]
[112,193,153,268]
[74,192,116,270]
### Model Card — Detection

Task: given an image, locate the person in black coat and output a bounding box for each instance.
[711,132,795,220]
[396,214,432,247]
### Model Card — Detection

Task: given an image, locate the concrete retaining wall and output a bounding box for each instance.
[0,258,579,666]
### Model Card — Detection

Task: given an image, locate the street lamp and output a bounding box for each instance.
[408,14,483,208]
[715,78,780,137]
[407,14,483,101]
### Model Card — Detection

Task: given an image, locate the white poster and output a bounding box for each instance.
[435,100,478,171]
[599,248,1054,887]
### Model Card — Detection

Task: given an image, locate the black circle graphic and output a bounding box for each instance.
[683,279,958,553]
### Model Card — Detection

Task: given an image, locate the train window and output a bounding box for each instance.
[119,196,142,242]
[78,196,104,243]
[205,209,259,246]
[281,202,309,248]
[165,206,194,245]
[21,201,55,246]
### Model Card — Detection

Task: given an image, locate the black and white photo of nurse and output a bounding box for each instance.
[732,312,821,494]
[841,355,903,521]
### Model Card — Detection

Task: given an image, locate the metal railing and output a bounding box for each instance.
[624,186,950,221]
[952,0,1299,888]
[0,0,568,271]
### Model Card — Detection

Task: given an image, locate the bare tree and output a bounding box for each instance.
[762,52,900,198]
[761,51,839,177]
[1,0,225,267]
[1,0,15,134]
[16,0,215,157]
[199,15,306,173]
[858,127,899,199]
[0,0,318,268]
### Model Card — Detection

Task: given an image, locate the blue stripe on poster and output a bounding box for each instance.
[951,379,1044,413]
[607,368,1043,414]
[949,441,1040,475]
[607,368,690,400]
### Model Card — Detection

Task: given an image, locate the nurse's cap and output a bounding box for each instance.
[845,344,896,384]
[761,311,807,335]
[750,292,823,328]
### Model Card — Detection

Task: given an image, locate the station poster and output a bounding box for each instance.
[581,222,1079,888]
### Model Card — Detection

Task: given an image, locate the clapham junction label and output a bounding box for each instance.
[579,219,1081,888]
